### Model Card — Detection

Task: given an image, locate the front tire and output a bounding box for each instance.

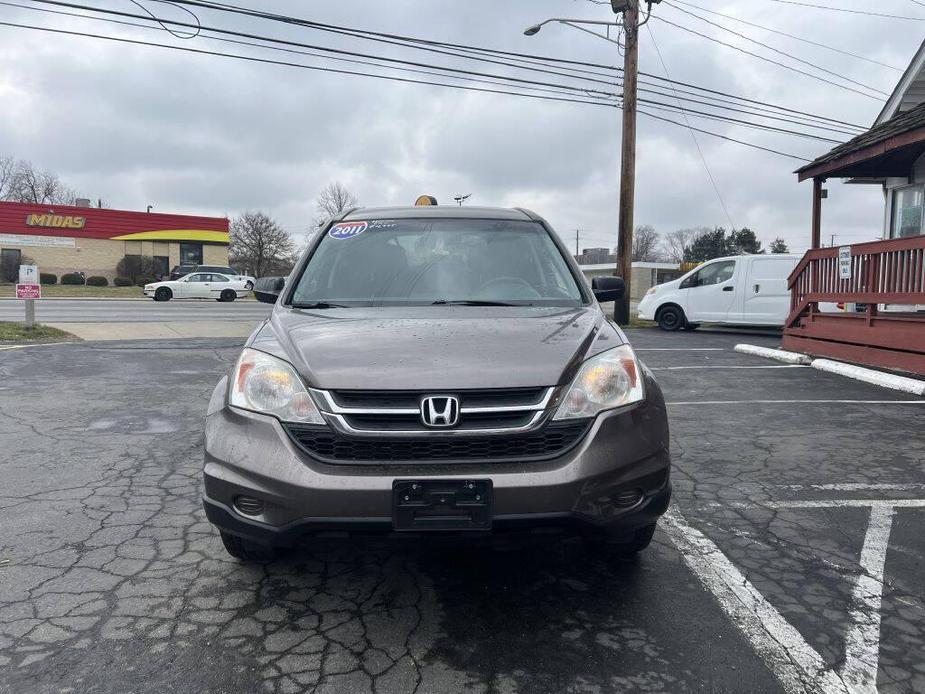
[585,523,657,558]
[154,287,172,302]
[220,531,278,562]
[244,280,254,291]
[656,305,685,331]
[219,289,236,302]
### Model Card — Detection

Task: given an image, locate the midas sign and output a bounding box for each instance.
[26,213,86,229]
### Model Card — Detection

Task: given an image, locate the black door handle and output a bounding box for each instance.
[722,286,734,291]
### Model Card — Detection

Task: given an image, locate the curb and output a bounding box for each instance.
[734,344,812,365]
[811,359,925,396]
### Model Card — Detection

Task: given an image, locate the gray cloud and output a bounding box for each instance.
[0,0,919,253]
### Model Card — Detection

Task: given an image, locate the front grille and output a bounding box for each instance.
[328,387,548,410]
[313,386,556,434]
[284,421,592,464]
[343,410,535,432]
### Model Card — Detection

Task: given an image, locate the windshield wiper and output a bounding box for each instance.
[291,302,350,309]
[431,300,525,306]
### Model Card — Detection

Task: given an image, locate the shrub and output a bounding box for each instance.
[86,276,108,287]
[135,276,156,287]
[113,276,133,287]
[40,273,57,285]
[116,255,160,284]
[61,273,86,285]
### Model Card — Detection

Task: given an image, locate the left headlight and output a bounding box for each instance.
[228,348,324,424]
[553,345,644,420]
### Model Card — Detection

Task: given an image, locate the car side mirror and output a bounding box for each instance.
[253,276,285,304]
[591,276,625,302]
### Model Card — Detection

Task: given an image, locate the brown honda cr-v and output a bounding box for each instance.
[203,204,670,561]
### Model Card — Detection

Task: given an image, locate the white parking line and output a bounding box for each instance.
[635,348,725,351]
[0,342,76,351]
[780,483,925,492]
[667,399,925,406]
[842,506,894,694]
[652,365,810,371]
[664,508,850,694]
[765,499,925,508]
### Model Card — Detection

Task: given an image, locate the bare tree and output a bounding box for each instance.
[230,211,296,278]
[0,156,16,200]
[313,181,358,232]
[662,227,710,263]
[632,224,662,261]
[0,157,79,204]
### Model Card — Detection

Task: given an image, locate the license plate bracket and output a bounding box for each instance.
[392,479,493,531]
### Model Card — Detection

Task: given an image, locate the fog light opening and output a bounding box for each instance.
[614,489,644,508]
[233,495,265,516]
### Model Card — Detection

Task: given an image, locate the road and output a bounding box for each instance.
[0,298,272,323]
[1,330,923,693]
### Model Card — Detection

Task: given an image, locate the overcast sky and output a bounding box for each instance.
[1,0,923,253]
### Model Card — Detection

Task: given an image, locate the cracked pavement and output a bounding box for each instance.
[1,331,923,693]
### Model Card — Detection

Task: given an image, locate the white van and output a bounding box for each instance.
[636,254,801,331]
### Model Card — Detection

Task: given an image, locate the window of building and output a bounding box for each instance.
[153,255,169,279]
[0,248,22,282]
[890,185,925,238]
[180,242,203,265]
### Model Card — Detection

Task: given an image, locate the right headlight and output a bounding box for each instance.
[553,345,644,420]
[228,348,324,424]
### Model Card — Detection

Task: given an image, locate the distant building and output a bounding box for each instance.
[579,261,683,301]
[0,200,229,280]
[574,247,615,265]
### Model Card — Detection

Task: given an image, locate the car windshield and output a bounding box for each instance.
[289,218,584,307]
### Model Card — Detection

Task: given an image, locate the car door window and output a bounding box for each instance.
[212,274,228,283]
[695,261,735,287]
[188,274,208,282]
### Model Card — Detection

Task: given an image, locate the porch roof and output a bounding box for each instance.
[795,101,925,181]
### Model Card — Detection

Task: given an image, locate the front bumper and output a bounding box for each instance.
[203,374,671,546]
[636,296,656,321]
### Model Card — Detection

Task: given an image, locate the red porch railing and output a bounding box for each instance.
[782,235,925,376]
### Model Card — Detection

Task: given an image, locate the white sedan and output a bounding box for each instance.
[144,272,250,302]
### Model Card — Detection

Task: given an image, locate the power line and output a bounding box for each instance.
[153,0,870,127]
[661,1,891,96]
[13,0,861,139]
[0,20,617,107]
[671,0,901,71]
[2,1,622,102]
[22,0,621,100]
[638,109,810,160]
[651,15,886,100]
[758,0,925,20]
[646,24,735,230]
[0,18,820,160]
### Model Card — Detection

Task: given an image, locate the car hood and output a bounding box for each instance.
[250,305,623,390]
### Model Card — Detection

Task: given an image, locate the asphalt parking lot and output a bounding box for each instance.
[1,329,923,693]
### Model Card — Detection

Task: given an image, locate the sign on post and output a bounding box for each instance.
[15,284,41,300]
[16,264,40,328]
[19,264,38,284]
[838,246,852,281]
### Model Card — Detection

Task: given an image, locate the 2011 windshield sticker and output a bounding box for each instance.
[329,221,368,239]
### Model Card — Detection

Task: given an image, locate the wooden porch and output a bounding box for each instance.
[782,235,925,375]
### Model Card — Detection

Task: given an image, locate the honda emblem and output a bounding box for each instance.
[420,395,460,428]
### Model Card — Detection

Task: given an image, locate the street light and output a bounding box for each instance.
[523,12,637,327]
[522,18,622,45]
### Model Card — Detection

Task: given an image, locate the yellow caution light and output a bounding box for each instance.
[414,195,438,206]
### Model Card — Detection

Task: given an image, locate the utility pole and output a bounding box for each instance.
[614,0,639,326]
[575,229,580,258]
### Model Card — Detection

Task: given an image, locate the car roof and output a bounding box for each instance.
[341,206,535,221]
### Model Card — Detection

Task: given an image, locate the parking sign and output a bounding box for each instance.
[19,264,39,284]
